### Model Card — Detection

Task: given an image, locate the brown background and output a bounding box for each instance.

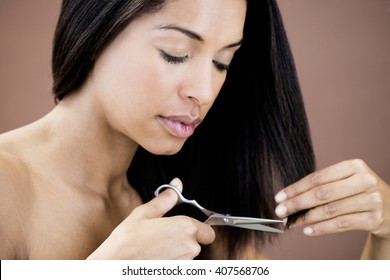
[0,0,389,259]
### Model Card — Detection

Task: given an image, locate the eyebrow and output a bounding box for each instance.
[157,25,242,49]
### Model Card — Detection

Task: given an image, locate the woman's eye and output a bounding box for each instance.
[213,60,230,72]
[159,49,229,72]
[159,50,188,64]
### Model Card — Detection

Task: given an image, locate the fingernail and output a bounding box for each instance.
[169,177,183,192]
[275,191,287,203]
[303,226,314,236]
[170,177,180,187]
[275,205,287,217]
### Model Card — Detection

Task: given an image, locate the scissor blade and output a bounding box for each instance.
[232,223,284,233]
[229,216,285,225]
[205,214,284,224]
[205,215,284,233]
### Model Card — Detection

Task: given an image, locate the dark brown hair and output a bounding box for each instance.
[52,0,315,259]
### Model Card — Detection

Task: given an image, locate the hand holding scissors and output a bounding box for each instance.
[155,184,284,233]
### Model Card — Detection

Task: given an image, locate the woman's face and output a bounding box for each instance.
[89,0,246,154]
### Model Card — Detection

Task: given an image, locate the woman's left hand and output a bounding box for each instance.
[274,159,390,238]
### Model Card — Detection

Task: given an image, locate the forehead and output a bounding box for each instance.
[140,0,247,42]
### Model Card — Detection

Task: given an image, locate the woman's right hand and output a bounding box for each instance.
[87,178,215,259]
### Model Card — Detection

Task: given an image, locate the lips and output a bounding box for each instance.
[158,115,201,138]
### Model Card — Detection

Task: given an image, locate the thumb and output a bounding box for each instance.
[169,177,183,192]
[139,178,183,219]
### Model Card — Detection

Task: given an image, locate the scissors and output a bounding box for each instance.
[154,184,284,233]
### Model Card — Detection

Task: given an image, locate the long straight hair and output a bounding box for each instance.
[52,0,315,259]
[127,0,315,258]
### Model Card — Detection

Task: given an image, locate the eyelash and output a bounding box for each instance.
[213,60,230,72]
[159,50,229,72]
[159,50,188,64]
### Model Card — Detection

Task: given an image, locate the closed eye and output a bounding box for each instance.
[213,60,230,72]
[159,50,188,64]
[159,49,229,72]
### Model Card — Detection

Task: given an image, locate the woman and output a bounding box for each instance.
[0,0,389,260]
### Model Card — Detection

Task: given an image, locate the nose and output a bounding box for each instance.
[178,64,219,106]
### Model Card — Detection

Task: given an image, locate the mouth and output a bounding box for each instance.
[157,115,201,138]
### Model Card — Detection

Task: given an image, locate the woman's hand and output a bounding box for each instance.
[88,178,215,260]
[274,159,390,240]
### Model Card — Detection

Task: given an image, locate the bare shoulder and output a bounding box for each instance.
[0,148,31,259]
[0,128,34,196]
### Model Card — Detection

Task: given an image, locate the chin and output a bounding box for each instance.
[142,141,185,156]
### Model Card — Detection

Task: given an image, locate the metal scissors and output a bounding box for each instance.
[154,184,284,233]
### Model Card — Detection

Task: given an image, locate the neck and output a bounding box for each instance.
[31,90,138,197]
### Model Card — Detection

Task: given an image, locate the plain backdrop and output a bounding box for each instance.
[0,0,389,259]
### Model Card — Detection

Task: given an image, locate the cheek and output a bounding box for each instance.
[132,64,174,103]
[199,74,227,116]
[215,75,227,94]
[105,54,174,107]
[209,73,227,104]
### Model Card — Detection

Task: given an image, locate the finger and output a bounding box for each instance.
[275,159,366,203]
[169,177,183,192]
[134,178,184,219]
[275,174,366,218]
[193,220,215,245]
[167,216,215,245]
[292,192,376,227]
[301,212,374,236]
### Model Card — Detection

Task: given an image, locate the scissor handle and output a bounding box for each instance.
[154,184,215,217]
[154,184,183,202]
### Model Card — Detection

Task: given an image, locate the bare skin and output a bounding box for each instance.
[275,159,390,259]
[2,0,388,260]
[0,120,214,259]
[0,0,247,260]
